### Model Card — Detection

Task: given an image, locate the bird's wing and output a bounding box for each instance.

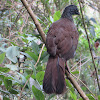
[46,24,57,56]
[46,19,79,59]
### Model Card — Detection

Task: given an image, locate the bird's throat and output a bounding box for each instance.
[61,13,73,21]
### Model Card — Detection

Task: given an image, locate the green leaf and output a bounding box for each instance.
[89,26,95,37]
[32,85,44,100]
[26,51,38,62]
[25,69,33,75]
[36,71,45,85]
[4,78,12,90]
[53,10,61,22]
[9,88,19,94]
[5,64,18,71]
[6,46,19,63]
[70,91,74,98]
[22,33,28,38]
[65,79,74,93]
[18,32,21,35]
[0,75,5,80]
[81,86,87,91]
[31,74,36,79]
[30,78,41,90]
[7,0,11,4]
[18,18,23,25]
[0,89,10,94]
[10,42,17,46]
[22,38,28,44]
[90,18,96,23]
[31,62,36,76]
[0,53,5,64]
[87,94,95,100]
[17,73,26,84]
[3,97,10,100]
[79,98,83,100]
[71,71,79,74]
[98,95,100,100]
[70,91,77,100]
[31,40,40,55]
[0,67,10,73]
[0,81,2,85]
[36,65,43,71]
[40,51,49,63]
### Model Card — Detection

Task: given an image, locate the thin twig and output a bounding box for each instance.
[79,58,91,68]
[71,56,89,70]
[34,44,45,67]
[71,73,97,100]
[18,44,45,100]
[78,0,100,91]
[77,54,82,80]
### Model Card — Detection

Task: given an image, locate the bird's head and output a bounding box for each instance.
[66,5,80,15]
[61,5,80,19]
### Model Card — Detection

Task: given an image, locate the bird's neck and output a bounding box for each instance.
[61,13,73,21]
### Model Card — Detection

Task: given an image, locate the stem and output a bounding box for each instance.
[78,0,100,92]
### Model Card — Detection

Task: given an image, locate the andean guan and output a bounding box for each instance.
[43,5,80,94]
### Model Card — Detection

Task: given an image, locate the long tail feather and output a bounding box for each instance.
[43,56,66,94]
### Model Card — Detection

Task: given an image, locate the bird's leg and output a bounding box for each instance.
[65,61,70,73]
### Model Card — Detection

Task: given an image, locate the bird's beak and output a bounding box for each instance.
[77,11,80,15]
[78,11,80,15]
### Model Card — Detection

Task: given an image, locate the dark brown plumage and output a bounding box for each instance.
[43,5,79,94]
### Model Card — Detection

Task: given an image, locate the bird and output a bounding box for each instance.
[43,5,80,94]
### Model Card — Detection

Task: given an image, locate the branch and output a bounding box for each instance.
[78,0,100,92]
[65,70,89,100]
[20,0,89,99]
[34,44,45,67]
[21,0,46,44]
[71,73,97,99]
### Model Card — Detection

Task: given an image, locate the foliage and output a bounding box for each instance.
[0,0,100,100]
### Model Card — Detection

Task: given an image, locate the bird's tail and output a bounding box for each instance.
[43,56,66,94]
